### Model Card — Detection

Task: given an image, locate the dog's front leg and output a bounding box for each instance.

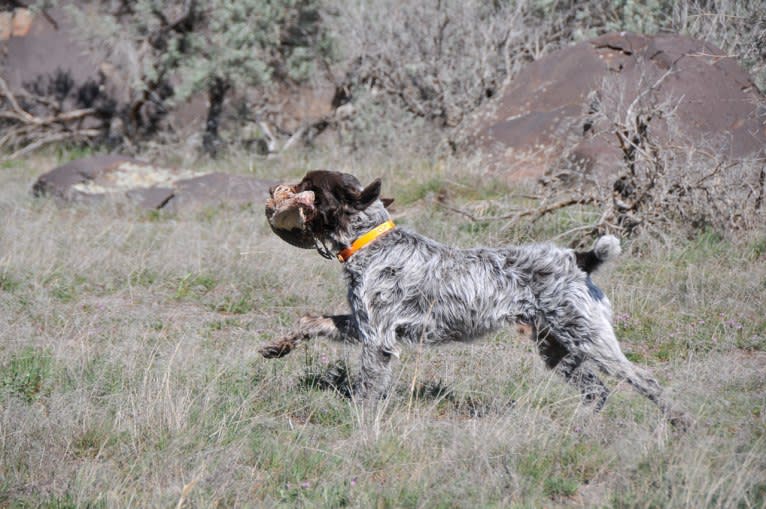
[354,322,399,400]
[259,314,359,358]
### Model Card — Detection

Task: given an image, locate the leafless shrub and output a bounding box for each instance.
[537,70,766,243]
[322,0,588,157]
[326,0,520,127]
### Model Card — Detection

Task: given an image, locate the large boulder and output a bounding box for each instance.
[464,32,766,179]
[33,155,273,212]
[1,7,99,90]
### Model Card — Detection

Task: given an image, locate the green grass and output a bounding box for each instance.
[0,271,21,292]
[1,347,54,402]
[0,154,764,507]
[174,272,218,300]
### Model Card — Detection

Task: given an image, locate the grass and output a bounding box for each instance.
[1,347,54,403]
[1,152,765,507]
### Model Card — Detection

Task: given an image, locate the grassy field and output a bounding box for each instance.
[1,153,765,508]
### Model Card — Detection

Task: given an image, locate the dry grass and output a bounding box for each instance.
[1,152,765,508]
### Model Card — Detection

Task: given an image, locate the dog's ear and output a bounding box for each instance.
[353,178,382,210]
[381,197,394,208]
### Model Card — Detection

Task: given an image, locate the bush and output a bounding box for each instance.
[65,0,333,155]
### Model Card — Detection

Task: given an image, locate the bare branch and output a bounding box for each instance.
[3,129,100,161]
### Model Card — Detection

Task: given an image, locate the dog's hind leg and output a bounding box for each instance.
[534,326,610,409]
[584,316,690,428]
[259,314,359,358]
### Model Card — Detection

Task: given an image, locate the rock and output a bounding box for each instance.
[33,155,273,211]
[0,12,12,41]
[1,7,100,92]
[164,173,275,212]
[464,32,766,180]
[0,8,33,42]
[32,155,142,201]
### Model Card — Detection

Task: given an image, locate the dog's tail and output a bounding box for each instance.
[575,235,621,274]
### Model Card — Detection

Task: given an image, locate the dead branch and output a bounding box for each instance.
[0,76,102,160]
[438,196,596,225]
[523,196,597,223]
[0,76,37,124]
[6,130,101,160]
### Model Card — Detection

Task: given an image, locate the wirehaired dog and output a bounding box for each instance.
[262,170,686,426]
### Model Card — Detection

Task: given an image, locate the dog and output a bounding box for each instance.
[262,170,686,426]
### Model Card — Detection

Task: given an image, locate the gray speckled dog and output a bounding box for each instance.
[262,171,686,426]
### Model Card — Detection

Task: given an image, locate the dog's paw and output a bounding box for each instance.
[259,339,296,358]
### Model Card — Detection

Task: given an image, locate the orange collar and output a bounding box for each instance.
[337,220,396,263]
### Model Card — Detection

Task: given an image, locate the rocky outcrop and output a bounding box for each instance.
[465,32,766,179]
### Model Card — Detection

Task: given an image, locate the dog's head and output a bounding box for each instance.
[265,170,391,251]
